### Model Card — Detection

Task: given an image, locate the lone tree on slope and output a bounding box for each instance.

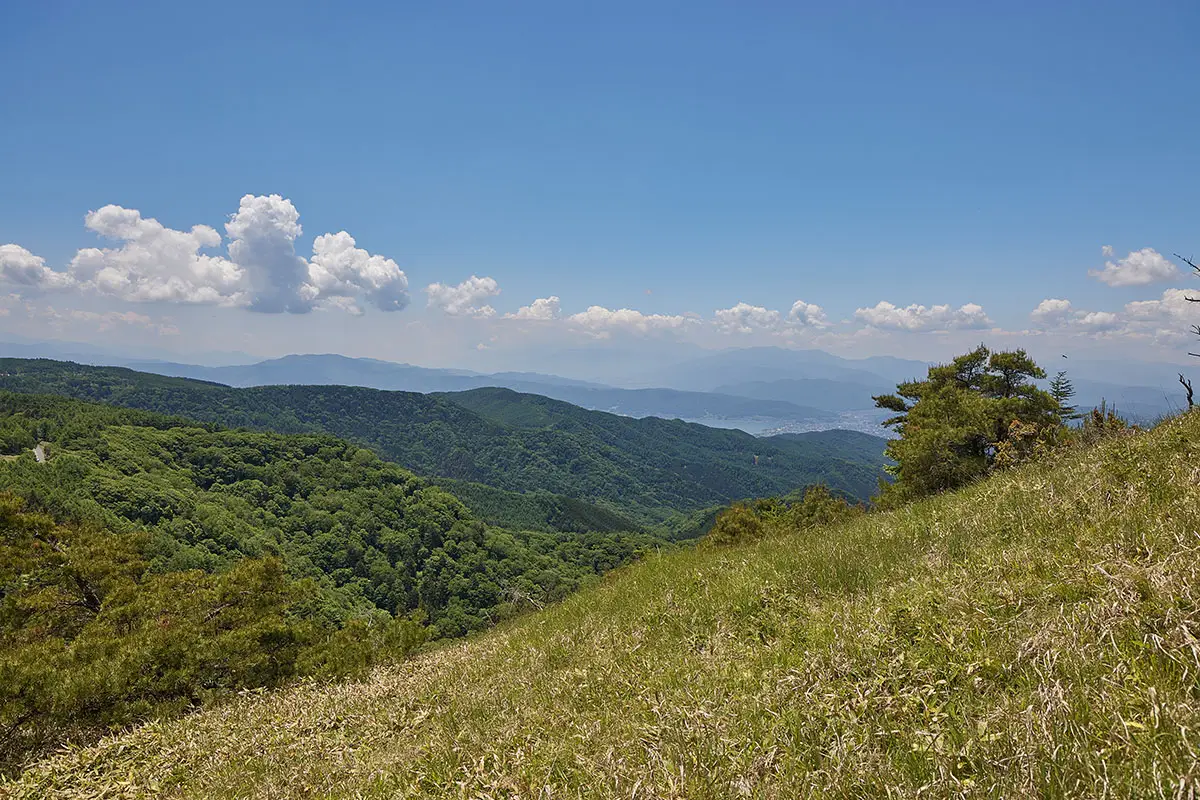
[1048,369,1080,423]
[872,345,1058,504]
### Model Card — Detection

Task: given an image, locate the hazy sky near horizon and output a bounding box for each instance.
[1,1,1198,371]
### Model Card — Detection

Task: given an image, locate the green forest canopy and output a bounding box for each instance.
[0,358,889,522]
[0,391,670,771]
[0,391,665,633]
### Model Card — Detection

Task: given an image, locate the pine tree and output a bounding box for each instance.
[1048,370,1079,422]
[873,346,1059,503]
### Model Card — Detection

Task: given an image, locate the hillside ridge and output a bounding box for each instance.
[0,358,889,520]
[10,411,1198,797]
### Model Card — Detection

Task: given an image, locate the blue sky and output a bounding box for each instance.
[1,1,1198,369]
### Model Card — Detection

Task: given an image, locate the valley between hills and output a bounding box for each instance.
[1,347,1196,797]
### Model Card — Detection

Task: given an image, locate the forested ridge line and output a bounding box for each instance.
[0,358,888,520]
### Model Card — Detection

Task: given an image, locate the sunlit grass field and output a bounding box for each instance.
[8,413,1200,798]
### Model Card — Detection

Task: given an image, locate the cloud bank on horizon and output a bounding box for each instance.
[0,197,1192,357]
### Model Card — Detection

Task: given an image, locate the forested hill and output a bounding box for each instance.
[0,391,668,771]
[0,359,889,519]
[767,428,895,465]
[0,392,660,631]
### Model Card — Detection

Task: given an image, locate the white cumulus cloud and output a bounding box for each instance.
[711,300,828,334]
[70,205,246,305]
[1119,288,1197,344]
[505,296,561,320]
[1029,289,1195,342]
[1124,288,1194,327]
[1030,298,1121,332]
[308,231,409,312]
[225,194,311,313]
[788,300,828,327]
[1089,246,1179,287]
[5,196,409,316]
[0,245,74,289]
[425,275,501,318]
[1074,310,1122,331]
[566,305,696,336]
[713,302,782,333]
[225,196,408,314]
[855,301,991,331]
[1030,298,1073,325]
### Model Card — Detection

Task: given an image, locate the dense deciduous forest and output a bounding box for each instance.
[0,392,666,772]
[0,359,888,521]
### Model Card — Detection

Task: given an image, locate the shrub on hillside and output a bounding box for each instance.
[1077,400,1135,445]
[702,504,767,547]
[785,483,864,529]
[993,402,1138,471]
[703,485,862,547]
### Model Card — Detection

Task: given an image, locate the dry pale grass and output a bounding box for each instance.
[6,414,1200,798]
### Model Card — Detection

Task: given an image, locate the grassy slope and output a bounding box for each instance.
[10,414,1200,798]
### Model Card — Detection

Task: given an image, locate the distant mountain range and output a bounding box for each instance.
[629,346,931,390]
[0,333,257,367]
[0,358,891,524]
[117,354,838,423]
[1,336,1190,426]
